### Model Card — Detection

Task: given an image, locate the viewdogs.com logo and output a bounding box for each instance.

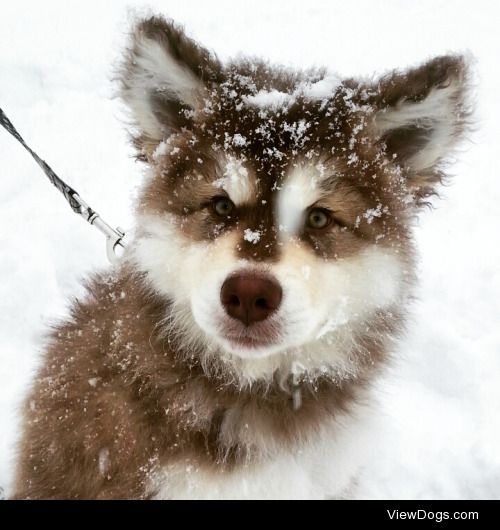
[387,510,478,523]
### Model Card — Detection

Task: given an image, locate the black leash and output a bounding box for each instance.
[0,106,125,263]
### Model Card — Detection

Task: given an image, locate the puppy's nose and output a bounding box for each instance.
[220,273,282,326]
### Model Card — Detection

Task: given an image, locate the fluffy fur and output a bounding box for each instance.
[13,15,470,499]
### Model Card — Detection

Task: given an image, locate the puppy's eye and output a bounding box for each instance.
[307,208,331,229]
[212,197,235,217]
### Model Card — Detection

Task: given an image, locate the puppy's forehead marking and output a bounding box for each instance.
[276,163,330,238]
[213,155,256,206]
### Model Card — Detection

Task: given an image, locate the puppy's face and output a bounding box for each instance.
[121,17,469,384]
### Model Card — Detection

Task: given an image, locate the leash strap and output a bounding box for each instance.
[0,106,125,263]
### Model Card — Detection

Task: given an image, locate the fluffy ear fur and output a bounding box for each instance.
[119,16,221,149]
[372,55,470,199]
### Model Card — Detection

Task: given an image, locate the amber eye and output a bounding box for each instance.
[307,208,332,229]
[212,197,234,217]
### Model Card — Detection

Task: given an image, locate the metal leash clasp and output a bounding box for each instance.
[98,221,125,264]
[72,194,126,264]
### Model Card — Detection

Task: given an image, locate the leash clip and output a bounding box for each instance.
[103,224,126,264]
[73,194,126,264]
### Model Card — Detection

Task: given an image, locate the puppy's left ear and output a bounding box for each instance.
[119,16,222,151]
[372,55,471,200]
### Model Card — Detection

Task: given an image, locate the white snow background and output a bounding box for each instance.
[1,0,499,499]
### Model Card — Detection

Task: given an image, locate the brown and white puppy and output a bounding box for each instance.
[13,16,470,499]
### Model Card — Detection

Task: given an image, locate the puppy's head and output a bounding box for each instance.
[120,16,470,387]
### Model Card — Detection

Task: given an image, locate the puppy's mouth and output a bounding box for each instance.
[224,334,275,349]
[217,318,281,352]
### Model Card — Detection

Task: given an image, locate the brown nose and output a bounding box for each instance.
[220,273,282,326]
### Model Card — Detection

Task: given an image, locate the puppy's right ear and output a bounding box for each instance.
[119,16,222,150]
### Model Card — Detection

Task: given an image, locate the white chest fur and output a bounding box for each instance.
[149,402,377,500]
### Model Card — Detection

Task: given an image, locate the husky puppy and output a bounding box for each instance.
[13,16,470,499]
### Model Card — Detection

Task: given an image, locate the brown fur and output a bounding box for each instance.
[13,266,394,499]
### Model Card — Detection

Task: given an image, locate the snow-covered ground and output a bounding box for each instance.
[1,0,499,499]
